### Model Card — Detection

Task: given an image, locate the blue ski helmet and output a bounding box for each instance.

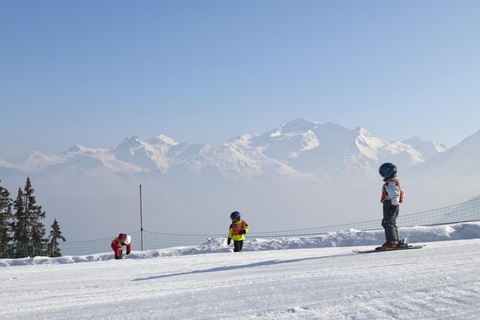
[230,211,241,221]
[379,163,397,179]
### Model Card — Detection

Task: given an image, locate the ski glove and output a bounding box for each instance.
[239,229,246,235]
[126,250,130,255]
[227,238,231,245]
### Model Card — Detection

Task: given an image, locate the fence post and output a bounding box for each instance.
[140,185,144,251]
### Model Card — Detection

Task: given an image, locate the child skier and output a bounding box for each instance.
[227,211,249,252]
[111,233,131,259]
[378,162,405,250]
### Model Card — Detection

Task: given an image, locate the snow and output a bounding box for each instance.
[2,222,479,319]
[2,118,450,177]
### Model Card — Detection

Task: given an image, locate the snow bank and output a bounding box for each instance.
[1,221,479,267]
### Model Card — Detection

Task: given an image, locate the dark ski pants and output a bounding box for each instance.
[382,200,399,242]
[233,240,244,252]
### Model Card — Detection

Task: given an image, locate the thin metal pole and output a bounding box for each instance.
[140,185,144,251]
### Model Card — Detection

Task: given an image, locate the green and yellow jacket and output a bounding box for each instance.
[228,219,249,241]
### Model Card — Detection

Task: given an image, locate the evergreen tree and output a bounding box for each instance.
[48,219,66,257]
[24,177,48,257]
[0,181,14,258]
[11,178,49,258]
[12,188,29,258]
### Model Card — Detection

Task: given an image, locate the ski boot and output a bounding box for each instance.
[376,240,398,250]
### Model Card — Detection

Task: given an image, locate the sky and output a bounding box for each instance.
[1,1,479,159]
[1,222,479,319]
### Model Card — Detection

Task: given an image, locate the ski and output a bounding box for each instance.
[353,245,424,253]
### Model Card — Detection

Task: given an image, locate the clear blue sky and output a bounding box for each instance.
[1,0,479,158]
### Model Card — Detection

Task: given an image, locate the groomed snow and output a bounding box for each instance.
[2,222,479,319]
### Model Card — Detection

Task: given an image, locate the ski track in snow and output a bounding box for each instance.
[1,226,479,319]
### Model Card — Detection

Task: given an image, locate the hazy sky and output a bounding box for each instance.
[1,0,479,158]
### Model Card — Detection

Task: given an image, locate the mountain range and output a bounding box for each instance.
[1,118,459,181]
[1,119,478,241]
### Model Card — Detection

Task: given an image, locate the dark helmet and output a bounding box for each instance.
[230,211,241,221]
[379,162,397,179]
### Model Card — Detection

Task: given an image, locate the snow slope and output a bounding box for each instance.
[1,222,479,319]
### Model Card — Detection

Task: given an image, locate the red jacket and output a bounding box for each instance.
[111,233,131,257]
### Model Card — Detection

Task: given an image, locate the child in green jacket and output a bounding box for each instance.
[227,211,249,252]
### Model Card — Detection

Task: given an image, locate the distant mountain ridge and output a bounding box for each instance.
[1,118,476,182]
[404,128,480,177]
[2,119,470,180]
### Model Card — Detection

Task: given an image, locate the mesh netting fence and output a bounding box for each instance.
[2,197,479,258]
[52,196,479,256]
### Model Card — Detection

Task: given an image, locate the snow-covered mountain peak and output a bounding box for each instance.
[113,136,147,160]
[148,134,179,146]
[5,148,63,172]
[255,119,321,144]
[404,135,423,143]
[402,136,447,160]
[112,135,174,172]
[404,129,480,177]
[25,149,45,156]
[61,144,112,160]
[442,129,479,156]
[225,134,256,147]
[403,136,446,151]
[118,136,149,151]
[355,127,375,139]
[353,127,385,159]
[117,136,142,148]
[278,118,321,135]
[6,148,59,165]
[65,144,89,153]
[7,149,47,162]
[354,127,381,145]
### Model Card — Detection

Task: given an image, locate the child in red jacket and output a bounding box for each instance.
[111,233,131,259]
